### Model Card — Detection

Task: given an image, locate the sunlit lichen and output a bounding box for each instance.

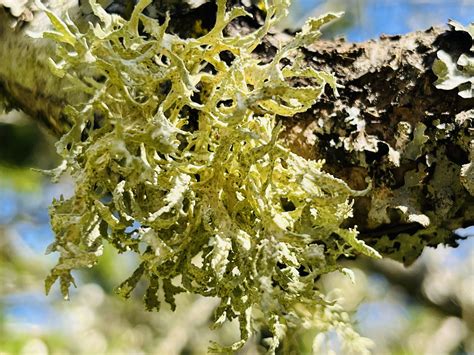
[433,20,474,99]
[40,0,380,351]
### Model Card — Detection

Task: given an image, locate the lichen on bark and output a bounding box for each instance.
[0,0,472,352]
[39,0,380,352]
[281,20,474,265]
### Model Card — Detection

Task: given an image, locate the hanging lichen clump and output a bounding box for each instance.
[40,0,380,352]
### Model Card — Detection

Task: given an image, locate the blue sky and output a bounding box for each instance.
[293,0,474,41]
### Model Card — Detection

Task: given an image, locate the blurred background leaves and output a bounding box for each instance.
[1,0,473,354]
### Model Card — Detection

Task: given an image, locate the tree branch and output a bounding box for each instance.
[277,25,474,264]
[362,258,463,319]
[0,1,472,264]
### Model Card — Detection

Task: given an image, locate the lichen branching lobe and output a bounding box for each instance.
[41,0,379,352]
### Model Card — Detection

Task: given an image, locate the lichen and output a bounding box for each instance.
[433,20,474,99]
[40,0,379,351]
[366,111,473,265]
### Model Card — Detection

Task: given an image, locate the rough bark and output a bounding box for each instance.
[278,27,474,264]
[0,1,472,264]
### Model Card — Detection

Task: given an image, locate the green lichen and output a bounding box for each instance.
[40,0,379,351]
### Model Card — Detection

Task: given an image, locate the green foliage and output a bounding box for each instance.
[40,0,380,351]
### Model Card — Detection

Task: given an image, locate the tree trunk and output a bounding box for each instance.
[0,1,472,264]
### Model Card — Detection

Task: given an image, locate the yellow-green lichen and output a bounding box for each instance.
[41,0,379,351]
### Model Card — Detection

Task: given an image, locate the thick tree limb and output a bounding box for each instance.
[278,26,474,264]
[0,1,472,264]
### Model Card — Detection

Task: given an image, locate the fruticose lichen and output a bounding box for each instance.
[41,0,380,351]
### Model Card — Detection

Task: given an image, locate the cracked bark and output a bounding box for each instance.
[0,1,472,265]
